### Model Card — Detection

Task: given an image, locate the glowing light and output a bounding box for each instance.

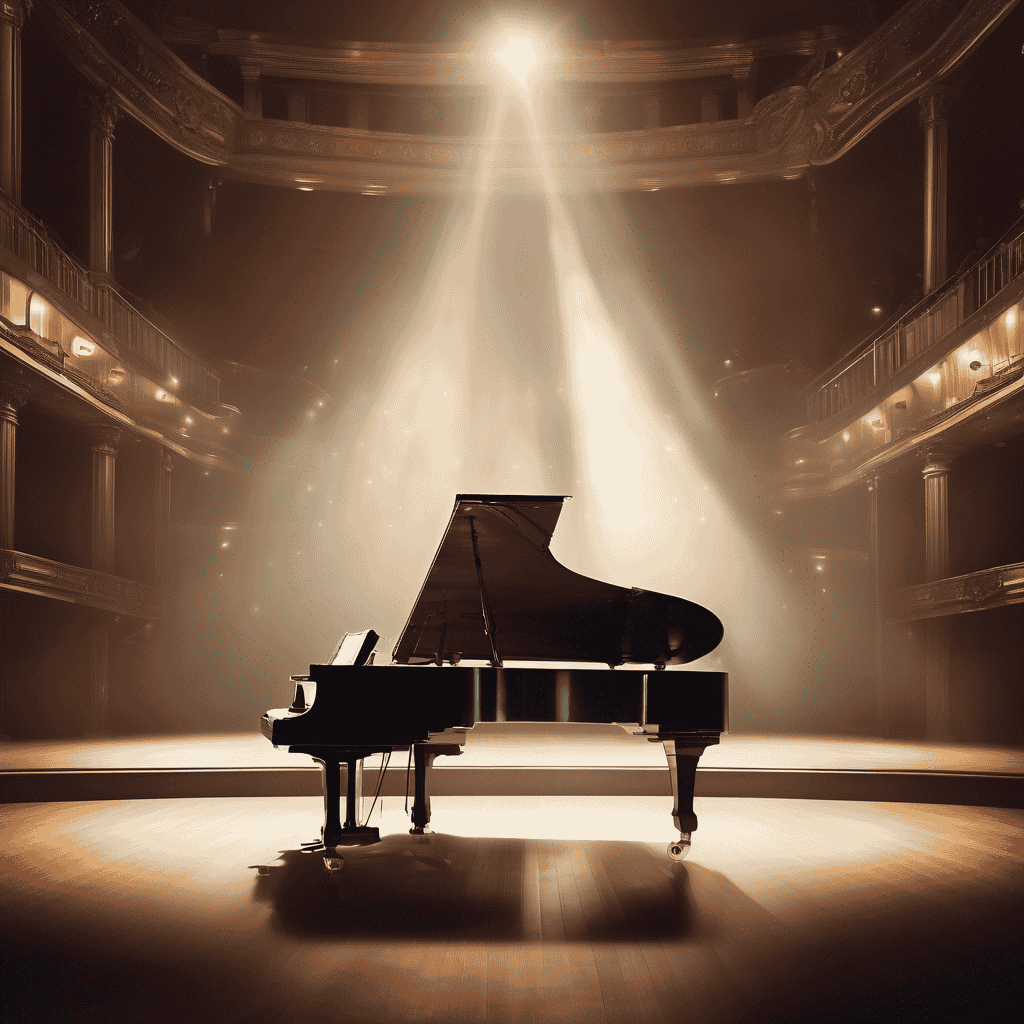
[841,431,851,441]
[155,389,173,402]
[298,187,314,192]
[221,542,229,548]
[107,366,126,385]
[724,359,732,367]
[492,31,539,86]
[184,416,193,425]
[871,306,882,315]
[1006,308,1017,330]
[170,376,179,385]
[71,336,96,357]
[927,370,941,386]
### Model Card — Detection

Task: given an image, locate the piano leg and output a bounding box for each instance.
[662,735,719,861]
[410,743,463,837]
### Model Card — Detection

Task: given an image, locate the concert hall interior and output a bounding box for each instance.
[1,1,1022,1022]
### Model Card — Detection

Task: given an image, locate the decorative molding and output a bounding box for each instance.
[886,562,1024,622]
[35,0,1018,193]
[0,548,163,617]
[84,90,121,138]
[38,0,241,164]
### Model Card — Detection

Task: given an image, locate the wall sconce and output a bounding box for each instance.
[71,336,96,357]
[107,366,126,385]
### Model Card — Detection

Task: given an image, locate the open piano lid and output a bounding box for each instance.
[392,494,724,667]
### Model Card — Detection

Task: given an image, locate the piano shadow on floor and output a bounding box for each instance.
[253,833,719,942]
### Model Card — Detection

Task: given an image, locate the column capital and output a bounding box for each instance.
[89,425,122,455]
[917,86,957,130]
[918,446,966,477]
[0,1,33,30]
[0,380,28,412]
[84,92,121,140]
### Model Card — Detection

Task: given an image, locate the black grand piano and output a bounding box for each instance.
[262,494,727,869]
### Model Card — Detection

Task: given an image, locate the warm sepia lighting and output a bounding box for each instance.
[107,366,126,385]
[155,389,173,402]
[928,370,941,386]
[841,430,851,441]
[493,32,540,86]
[71,336,95,357]
[1006,308,1017,330]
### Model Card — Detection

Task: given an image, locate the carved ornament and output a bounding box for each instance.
[37,0,1017,194]
[886,561,1024,622]
[85,91,121,137]
[0,548,164,614]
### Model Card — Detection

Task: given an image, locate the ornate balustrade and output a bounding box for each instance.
[0,192,221,406]
[806,222,1024,431]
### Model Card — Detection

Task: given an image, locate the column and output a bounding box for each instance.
[0,382,26,739]
[0,0,28,201]
[0,382,26,550]
[867,474,888,735]
[88,428,119,736]
[87,93,119,280]
[921,449,959,739]
[240,62,262,118]
[919,89,954,295]
[152,448,173,588]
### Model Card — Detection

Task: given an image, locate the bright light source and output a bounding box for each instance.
[724,359,732,367]
[871,306,882,314]
[928,370,941,386]
[841,430,851,441]
[71,336,96,357]
[493,32,539,86]
[1006,308,1017,330]
[107,367,126,385]
[298,187,313,192]
[170,376,179,385]
[184,415,193,425]
[155,389,173,402]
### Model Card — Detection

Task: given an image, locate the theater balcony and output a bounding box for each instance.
[778,216,1024,742]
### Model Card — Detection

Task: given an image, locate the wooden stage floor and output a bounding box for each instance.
[2,794,1021,1023]
[3,729,1023,807]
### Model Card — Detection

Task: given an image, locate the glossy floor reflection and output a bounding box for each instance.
[2,796,1021,1023]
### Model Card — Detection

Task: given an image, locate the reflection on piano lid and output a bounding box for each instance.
[392,494,723,668]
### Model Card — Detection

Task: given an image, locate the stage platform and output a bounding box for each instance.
[3,726,1022,807]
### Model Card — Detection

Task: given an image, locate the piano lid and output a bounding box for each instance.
[392,494,724,667]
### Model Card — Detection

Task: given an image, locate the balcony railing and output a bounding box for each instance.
[807,221,1024,426]
[0,193,220,404]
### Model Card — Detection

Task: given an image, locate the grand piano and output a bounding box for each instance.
[262,494,728,869]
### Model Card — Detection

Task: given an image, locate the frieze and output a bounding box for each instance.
[887,561,1024,622]
[37,0,1014,194]
[0,547,162,616]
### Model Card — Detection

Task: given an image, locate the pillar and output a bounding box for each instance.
[919,89,954,295]
[0,382,26,739]
[152,448,173,588]
[867,474,888,735]
[87,93,119,280]
[0,382,26,550]
[0,0,28,201]
[240,62,262,118]
[921,449,959,739]
[88,428,119,736]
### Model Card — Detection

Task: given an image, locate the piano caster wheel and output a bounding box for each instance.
[668,834,692,862]
[324,856,344,871]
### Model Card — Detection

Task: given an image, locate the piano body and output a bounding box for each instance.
[262,494,728,868]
